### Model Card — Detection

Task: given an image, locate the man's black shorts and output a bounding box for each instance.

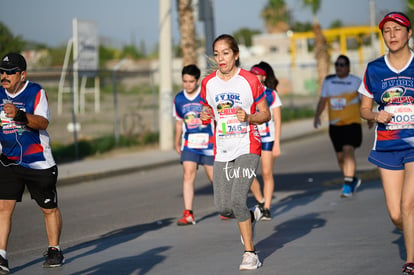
[329,123,362,152]
[0,155,58,209]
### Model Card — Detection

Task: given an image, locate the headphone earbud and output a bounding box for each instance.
[21,75,24,81]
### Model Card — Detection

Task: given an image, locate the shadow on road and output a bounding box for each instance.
[11,218,174,274]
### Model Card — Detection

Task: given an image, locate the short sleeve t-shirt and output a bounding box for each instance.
[321,74,362,126]
[358,52,414,152]
[173,88,214,156]
[200,68,266,162]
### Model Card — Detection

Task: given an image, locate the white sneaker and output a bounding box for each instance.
[240,205,263,245]
[239,251,262,270]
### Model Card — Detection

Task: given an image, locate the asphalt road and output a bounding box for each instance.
[5,126,406,275]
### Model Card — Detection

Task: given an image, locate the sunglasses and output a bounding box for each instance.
[0,68,22,75]
[334,62,348,67]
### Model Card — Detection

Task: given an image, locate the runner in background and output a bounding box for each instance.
[249,61,282,221]
[173,64,214,226]
[314,54,365,198]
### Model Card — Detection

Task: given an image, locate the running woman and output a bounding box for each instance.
[249,61,282,220]
[200,34,270,271]
[358,11,414,275]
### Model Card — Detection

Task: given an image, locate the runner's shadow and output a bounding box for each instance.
[11,218,174,273]
[70,246,170,275]
[392,228,406,261]
[256,213,326,261]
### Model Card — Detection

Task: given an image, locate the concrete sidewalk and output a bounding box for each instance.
[58,118,325,185]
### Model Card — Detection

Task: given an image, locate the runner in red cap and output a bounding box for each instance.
[359,11,414,274]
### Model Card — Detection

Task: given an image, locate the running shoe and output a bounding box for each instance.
[402,263,414,275]
[351,177,362,193]
[0,255,9,274]
[257,201,265,213]
[340,184,352,198]
[261,208,272,221]
[42,247,64,268]
[176,209,196,225]
[220,213,235,220]
[239,251,262,271]
[403,262,414,274]
[241,205,263,245]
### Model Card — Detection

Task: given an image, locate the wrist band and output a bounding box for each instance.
[14,110,28,124]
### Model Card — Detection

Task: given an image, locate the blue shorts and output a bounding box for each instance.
[369,148,414,170]
[261,141,274,151]
[180,150,214,166]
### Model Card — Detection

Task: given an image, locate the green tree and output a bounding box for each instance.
[329,20,343,29]
[261,0,291,33]
[406,0,414,25]
[290,21,313,32]
[121,44,145,59]
[0,22,26,55]
[233,28,262,47]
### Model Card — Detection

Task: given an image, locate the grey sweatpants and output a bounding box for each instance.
[213,154,260,222]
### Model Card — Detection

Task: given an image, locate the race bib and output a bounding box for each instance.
[330,98,346,110]
[217,108,247,139]
[187,133,209,149]
[257,123,268,137]
[384,104,414,130]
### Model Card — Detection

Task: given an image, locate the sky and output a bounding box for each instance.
[0,0,406,50]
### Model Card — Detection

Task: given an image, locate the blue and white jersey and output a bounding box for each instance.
[173,88,214,156]
[358,52,414,151]
[0,81,56,169]
[257,87,282,143]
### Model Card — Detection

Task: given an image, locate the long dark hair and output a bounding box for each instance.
[257,61,279,89]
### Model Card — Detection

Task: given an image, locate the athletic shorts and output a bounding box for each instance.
[368,148,414,170]
[0,155,59,208]
[329,123,362,152]
[261,141,274,151]
[180,150,214,166]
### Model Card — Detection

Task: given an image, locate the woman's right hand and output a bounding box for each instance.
[200,106,213,123]
[375,110,393,124]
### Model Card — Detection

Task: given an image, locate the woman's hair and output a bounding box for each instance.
[212,34,240,67]
[257,61,279,89]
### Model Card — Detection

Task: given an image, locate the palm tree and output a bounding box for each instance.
[177,0,198,66]
[261,0,290,33]
[303,0,330,90]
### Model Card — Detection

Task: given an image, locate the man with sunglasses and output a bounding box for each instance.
[313,55,369,197]
[0,53,64,274]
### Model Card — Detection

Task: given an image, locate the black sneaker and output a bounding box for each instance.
[42,247,64,268]
[261,208,272,221]
[257,201,265,213]
[0,255,9,274]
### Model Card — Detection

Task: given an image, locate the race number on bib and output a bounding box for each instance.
[384,104,414,130]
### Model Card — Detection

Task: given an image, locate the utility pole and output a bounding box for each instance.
[199,0,215,67]
[158,0,173,150]
[369,0,377,58]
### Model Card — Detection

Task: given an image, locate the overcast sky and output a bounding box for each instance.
[0,0,406,49]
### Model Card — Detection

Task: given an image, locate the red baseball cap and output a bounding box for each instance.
[379,12,411,30]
